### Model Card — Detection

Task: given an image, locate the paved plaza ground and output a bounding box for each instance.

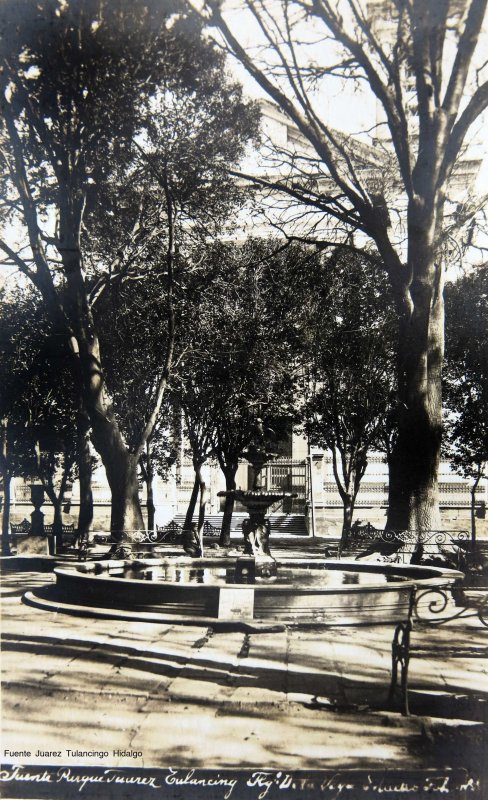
[1,543,487,798]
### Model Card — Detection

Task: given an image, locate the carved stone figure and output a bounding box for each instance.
[183,523,202,557]
[242,518,271,557]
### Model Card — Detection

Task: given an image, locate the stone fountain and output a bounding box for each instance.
[46,434,467,626]
[217,443,297,581]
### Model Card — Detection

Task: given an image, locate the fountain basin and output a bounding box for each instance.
[217,489,297,510]
[54,559,463,625]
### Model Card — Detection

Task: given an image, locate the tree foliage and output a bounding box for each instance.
[444,266,488,540]
[0,290,77,472]
[0,288,82,547]
[173,237,305,543]
[298,248,397,533]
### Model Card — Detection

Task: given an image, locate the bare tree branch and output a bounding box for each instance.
[440,79,488,185]
[442,0,488,118]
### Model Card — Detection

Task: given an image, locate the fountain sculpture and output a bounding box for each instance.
[218,443,297,560]
[215,442,296,583]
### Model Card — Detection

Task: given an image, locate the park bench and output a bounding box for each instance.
[44,522,76,538]
[155,520,183,542]
[98,520,222,559]
[334,527,486,714]
[9,520,87,559]
[90,526,182,559]
[46,523,89,559]
[202,520,221,536]
[337,523,469,567]
[93,520,221,549]
[389,582,487,715]
[10,519,31,536]
[156,519,221,538]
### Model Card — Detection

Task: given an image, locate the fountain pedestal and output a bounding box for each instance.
[17,484,49,556]
[217,488,297,559]
[235,556,278,584]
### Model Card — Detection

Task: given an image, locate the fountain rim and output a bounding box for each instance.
[54,558,464,594]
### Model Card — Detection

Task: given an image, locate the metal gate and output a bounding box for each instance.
[264,459,307,513]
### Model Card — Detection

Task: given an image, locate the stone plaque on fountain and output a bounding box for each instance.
[218,587,255,620]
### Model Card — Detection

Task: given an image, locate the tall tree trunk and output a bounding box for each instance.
[330,447,364,553]
[105,451,143,537]
[470,474,481,547]
[62,221,145,539]
[184,472,200,530]
[219,463,238,547]
[0,420,11,556]
[342,494,354,537]
[195,462,208,557]
[79,338,144,538]
[52,496,63,554]
[77,417,93,543]
[146,477,155,532]
[145,441,156,532]
[1,472,12,557]
[62,235,172,540]
[42,456,72,553]
[42,480,63,555]
[338,491,359,557]
[386,253,444,535]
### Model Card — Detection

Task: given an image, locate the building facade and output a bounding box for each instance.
[5,433,487,538]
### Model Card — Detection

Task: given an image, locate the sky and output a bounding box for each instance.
[206,0,488,268]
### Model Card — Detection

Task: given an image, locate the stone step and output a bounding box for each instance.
[172,514,308,536]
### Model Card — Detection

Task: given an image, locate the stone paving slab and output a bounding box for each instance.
[130,701,423,769]
[167,630,247,703]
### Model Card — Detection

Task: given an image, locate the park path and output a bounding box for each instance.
[1,566,487,771]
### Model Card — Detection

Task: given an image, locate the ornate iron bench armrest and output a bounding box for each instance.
[414,585,488,628]
[154,522,183,543]
[203,520,220,537]
[339,528,470,566]
[388,586,417,716]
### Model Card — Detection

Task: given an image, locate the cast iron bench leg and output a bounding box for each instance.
[389,620,412,715]
[388,587,416,715]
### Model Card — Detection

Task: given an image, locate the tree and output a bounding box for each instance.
[176,237,301,545]
[181,398,216,547]
[0,0,258,537]
[192,0,488,534]
[0,419,13,556]
[0,291,42,554]
[90,258,177,535]
[0,419,37,556]
[139,420,179,532]
[444,266,488,543]
[299,248,397,540]
[0,289,84,551]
